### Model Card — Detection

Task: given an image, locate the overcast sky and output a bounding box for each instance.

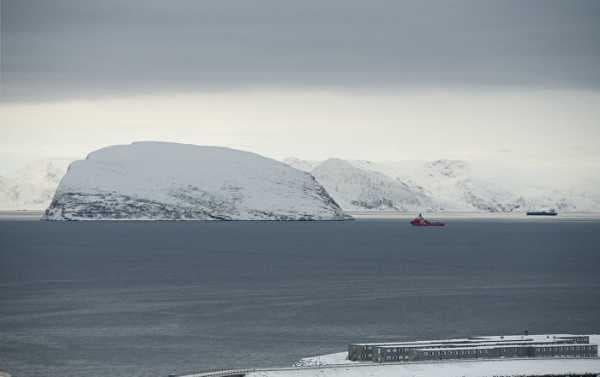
[1,0,600,172]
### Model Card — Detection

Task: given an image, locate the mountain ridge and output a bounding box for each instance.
[285,157,600,212]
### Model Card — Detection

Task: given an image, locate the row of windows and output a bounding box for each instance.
[377,344,588,354]
[422,349,486,357]
[420,347,596,358]
[383,348,409,353]
[536,346,594,352]
[382,355,409,361]
[365,344,596,361]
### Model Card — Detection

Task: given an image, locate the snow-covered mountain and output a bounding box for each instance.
[285,158,600,212]
[44,142,348,221]
[3,152,598,214]
[0,159,72,210]
[308,158,438,211]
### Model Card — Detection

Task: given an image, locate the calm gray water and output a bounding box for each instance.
[1,217,600,377]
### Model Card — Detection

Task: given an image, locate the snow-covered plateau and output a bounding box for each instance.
[43,142,348,221]
[285,158,600,213]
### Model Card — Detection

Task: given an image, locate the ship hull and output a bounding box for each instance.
[410,219,445,226]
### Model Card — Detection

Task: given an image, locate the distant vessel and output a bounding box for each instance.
[526,209,558,216]
[410,213,445,226]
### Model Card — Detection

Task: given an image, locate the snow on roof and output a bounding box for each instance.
[376,340,592,351]
[352,334,584,347]
[420,344,596,351]
[377,341,540,349]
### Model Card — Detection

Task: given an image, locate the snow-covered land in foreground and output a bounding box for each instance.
[295,334,600,367]
[294,352,358,367]
[252,359,600,377]
[44,142,348,221]
[287,334,600,377]
[285,158,600,213]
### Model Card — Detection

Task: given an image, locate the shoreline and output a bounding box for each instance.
[3,210,600,221]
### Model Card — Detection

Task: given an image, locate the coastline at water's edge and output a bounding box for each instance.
[3,210,600,222]
[349,211,600,221]
[0,210,44,221]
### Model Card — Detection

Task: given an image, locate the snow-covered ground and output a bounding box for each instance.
[251,358,600,377]
[294,352,358,368]
[295,334,600,367]
[289,334,600,377]
[44,142,348,221]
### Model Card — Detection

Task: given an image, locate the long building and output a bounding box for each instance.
[348,334,597,363]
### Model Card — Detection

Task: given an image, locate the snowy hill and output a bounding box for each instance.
[285,158,600,212]
[399,159,535,212]
[378,159,588,212]
[43,142,348,221]
[310,159,437,211]
[0,159,72,210]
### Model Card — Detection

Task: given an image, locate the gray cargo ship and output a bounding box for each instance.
[527,209,558,216]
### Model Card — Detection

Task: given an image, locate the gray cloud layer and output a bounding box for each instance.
[2,0,600,101]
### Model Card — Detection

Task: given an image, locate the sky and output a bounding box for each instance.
[1,0,600,173]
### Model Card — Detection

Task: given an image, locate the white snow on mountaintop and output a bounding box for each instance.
[285,158,600,212]
[44,142,348,221]
[0,159,73,210]
[308,159,437,212]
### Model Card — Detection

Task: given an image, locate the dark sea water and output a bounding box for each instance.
[1,216,600,377]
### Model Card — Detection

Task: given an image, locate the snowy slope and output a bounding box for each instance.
[371,159,587,212]
[44,142,348,221]
[0,159,72,210]
[310,159,437,211]
[285,158,600,212]
[405,159,530,212]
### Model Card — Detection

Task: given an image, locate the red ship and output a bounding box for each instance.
[410,213,445,227]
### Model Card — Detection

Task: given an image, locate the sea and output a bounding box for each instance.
[1,212,599,377]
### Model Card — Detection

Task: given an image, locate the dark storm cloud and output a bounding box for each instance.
[2,0,600,101]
